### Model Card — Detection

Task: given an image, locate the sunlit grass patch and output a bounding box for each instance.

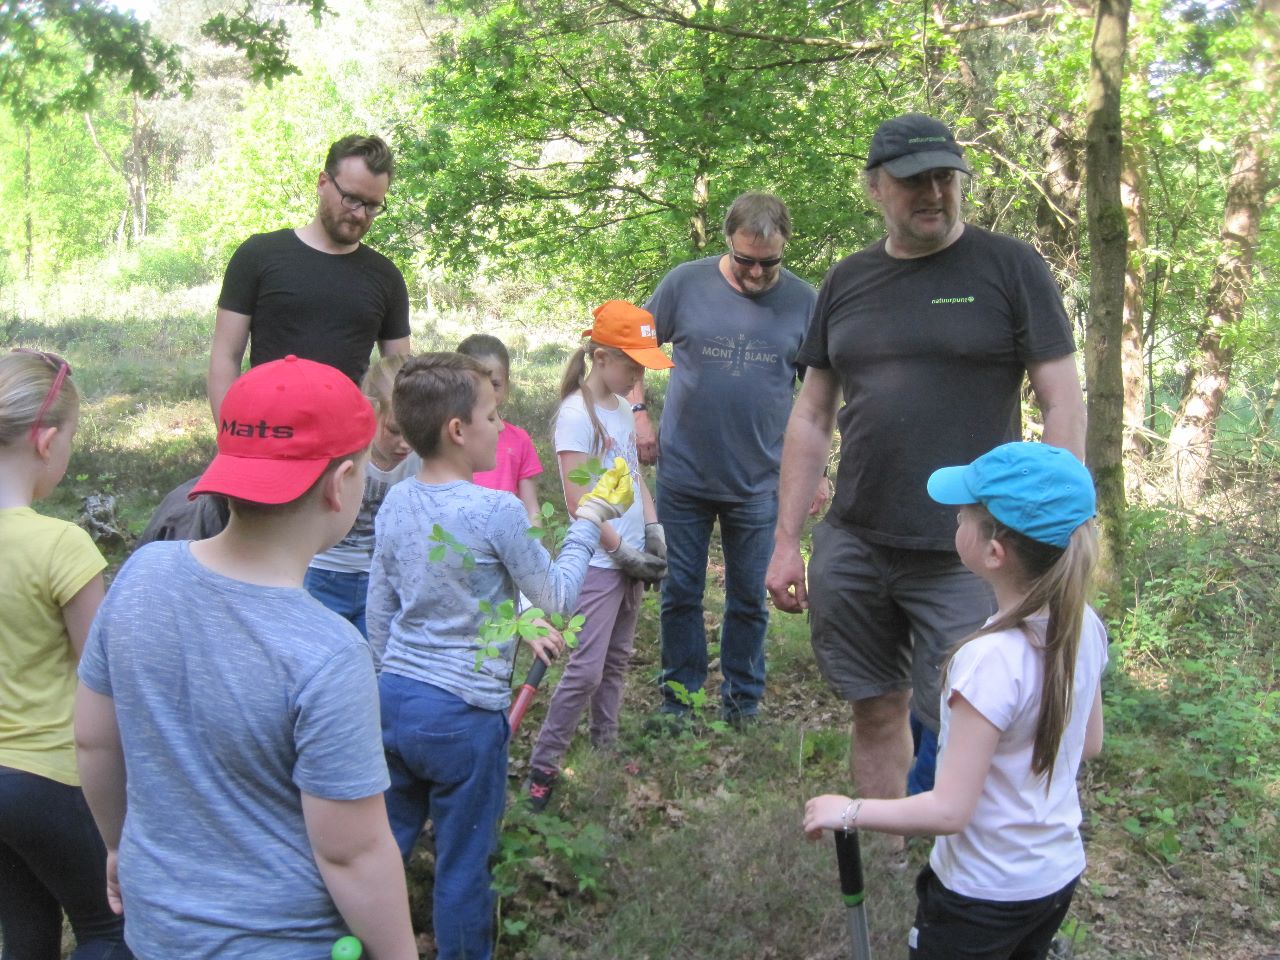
[44,395,216,540]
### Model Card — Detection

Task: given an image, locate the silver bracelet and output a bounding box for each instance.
[840,798,863,834]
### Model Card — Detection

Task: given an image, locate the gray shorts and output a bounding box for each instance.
[807,521,995,731]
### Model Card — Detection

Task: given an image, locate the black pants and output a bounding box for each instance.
[910,863,1078,960]
[0,766,131,960]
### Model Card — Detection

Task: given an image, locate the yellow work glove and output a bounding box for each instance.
[576,457,635,526]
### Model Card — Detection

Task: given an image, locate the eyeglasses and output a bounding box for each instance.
[729,248,783,269]
[11,348,72,441]
[328,173,388,217]
[893,169,960,190]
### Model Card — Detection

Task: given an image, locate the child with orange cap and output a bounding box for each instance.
[525,301,674,811]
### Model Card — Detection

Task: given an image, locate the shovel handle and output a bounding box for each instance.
[507,657,549,733]
[833,829,867,906]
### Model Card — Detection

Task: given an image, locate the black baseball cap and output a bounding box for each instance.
[865,113,971,178]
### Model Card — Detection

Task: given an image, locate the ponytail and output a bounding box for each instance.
[944,507,1098,789]
[556,339,621,457]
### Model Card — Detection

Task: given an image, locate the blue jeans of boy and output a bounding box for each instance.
[303,567,368,638]
[657,482,776,719]
[379,674,509,960]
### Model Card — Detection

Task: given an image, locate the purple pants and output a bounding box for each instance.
[530,566,642,773]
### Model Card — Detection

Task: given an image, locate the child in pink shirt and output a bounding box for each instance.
[457,335,542,522]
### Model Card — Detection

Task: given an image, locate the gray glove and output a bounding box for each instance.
[577,495,626,527]
[609,541,668,586]
[644,522,667,561]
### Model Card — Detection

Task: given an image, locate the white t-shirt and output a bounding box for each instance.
[555,391,644,570]
[930,607,1108,901]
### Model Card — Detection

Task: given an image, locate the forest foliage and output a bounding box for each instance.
[2,1,1276,485]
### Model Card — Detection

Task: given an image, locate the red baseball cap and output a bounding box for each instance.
[583,300,674,370]
[192,356,377,505]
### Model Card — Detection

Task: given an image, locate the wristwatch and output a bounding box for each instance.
[631,402,647,413]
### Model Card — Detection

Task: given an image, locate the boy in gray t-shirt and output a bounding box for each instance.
[75,357,417,960]
[367,353,632,960]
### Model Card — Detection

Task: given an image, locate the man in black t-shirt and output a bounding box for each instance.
[207,135,411,419]
[765,114,1086,824]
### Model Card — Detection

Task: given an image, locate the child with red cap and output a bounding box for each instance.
[75,356,417,960]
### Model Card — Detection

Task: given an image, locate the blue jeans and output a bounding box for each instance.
[908,713,939,795]
[657,482,776,718]
[0,767,132,960]
[379,674,508,960]
[303,567,368,639]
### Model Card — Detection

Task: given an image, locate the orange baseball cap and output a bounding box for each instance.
[583,300,674,370]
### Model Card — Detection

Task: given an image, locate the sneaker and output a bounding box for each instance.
[723,711,759,730]
[524,767,557,812]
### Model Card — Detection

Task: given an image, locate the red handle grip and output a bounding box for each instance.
[507,658,549,732]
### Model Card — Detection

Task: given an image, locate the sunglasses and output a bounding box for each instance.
[12,348,73,441]
[730,248,783,269]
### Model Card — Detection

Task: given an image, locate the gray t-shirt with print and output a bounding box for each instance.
[310,453,420,574]
[645,255,817,502]
[77,541,388,960]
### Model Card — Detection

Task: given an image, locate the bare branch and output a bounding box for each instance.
[604,0,1066,53]
[967,140,1077,227]
[83,113,122,176]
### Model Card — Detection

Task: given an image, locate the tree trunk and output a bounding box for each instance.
[1083,0,1130,612]
[1167,131,1270,499]
[1259,369,1280,440]
[1120,137,1149,462]
[689,169,709,252]
[22,125,33,281]
[125,94,150,243]
[1035,119,1082,287]
[1167,0,1279,502]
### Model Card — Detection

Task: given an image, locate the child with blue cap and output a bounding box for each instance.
[804,442,1106,960]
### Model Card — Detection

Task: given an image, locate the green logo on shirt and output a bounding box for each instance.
[931,296,976,304]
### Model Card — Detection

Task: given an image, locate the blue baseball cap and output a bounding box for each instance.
[926,442,1096,549]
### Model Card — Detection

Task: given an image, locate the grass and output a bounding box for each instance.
[7,280,1279,958]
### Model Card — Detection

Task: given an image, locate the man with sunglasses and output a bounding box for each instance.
[637,191,820,726]
[766,113,1085,837]
[208,135,411,419]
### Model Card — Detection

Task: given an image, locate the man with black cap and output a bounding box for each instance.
[764,113,1085,833]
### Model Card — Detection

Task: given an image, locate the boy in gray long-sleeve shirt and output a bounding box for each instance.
[367,353,631,960]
